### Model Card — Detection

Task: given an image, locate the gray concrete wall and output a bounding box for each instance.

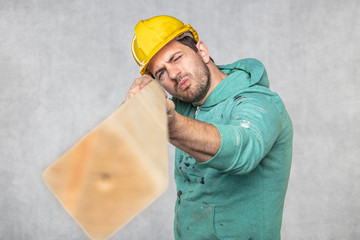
[1,0,359,239]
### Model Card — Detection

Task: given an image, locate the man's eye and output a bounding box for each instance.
[158,70,165,79]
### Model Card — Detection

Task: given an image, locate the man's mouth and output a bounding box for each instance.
[178,77,190,90]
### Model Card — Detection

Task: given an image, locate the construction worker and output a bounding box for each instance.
[127,15,293,240]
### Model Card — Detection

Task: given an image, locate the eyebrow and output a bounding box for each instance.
[167,52,179,63]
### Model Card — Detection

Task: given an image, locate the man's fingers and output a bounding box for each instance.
[140,77,152,88]
[126,85,140,100]
[129,75,153,90]
[126,75,154,101]
[126,92,134,101]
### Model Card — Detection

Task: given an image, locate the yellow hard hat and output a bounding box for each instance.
[131,15,199,75]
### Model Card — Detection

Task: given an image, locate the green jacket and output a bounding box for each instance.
[172,58,293,240]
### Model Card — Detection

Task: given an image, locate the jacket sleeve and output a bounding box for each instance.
[200,93,282,174]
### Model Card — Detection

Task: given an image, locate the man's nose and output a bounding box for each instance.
[167,65,181,81]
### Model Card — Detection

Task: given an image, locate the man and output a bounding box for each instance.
[127,15,293,240]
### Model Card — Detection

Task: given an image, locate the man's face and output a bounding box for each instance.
[147,40,211,104]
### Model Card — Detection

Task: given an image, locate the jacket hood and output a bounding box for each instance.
[199,58,269,108]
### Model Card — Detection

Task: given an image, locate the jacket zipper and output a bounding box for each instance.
[176,106,200,234]
[194,106,200,119]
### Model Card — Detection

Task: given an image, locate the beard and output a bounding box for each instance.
[175,59,211,104]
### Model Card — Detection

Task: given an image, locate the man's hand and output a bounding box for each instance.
[165,99,176,127]
[126,75,153,101]
[125,75,220,163]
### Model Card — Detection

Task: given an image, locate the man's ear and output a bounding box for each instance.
[196,40,211,64]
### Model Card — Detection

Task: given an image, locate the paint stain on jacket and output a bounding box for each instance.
[234,94,246,106]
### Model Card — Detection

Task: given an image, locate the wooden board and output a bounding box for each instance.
[43,81,168,240]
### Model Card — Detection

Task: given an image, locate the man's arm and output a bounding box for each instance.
[126,76,221,162]
[166,99,221,162]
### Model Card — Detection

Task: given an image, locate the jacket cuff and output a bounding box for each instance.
[200,123,242,171]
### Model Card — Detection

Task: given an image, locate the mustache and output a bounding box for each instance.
[176,73,191,83]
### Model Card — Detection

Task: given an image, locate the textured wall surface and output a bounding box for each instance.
[1,0,359,239]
